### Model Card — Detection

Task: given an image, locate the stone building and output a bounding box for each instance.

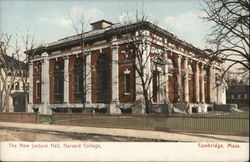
[25,20,226,115]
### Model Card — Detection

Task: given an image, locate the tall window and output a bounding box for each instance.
[74,59,84,103]
[96,55,110,103]
[54,62,64,103]
[36,80,41,99]
[153,70,160,103]
[124,70,131,94]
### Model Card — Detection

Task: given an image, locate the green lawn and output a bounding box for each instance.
[39,115,52,123]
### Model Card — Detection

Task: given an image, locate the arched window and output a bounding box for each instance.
[54,61,64,103]
[96,55,110,103]
[74,59,84,103]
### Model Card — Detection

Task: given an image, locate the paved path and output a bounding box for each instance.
[0,122,248,142]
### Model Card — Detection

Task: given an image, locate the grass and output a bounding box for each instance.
[39,115,52,123]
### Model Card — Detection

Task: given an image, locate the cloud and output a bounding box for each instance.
[117,12,135,22]
[163,11,210,48]
[39,17,72,27]
[39,6,104,29]
[69,6,104,23]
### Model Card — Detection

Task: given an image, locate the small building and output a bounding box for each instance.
[25,20,226,115]
[0,54,28,112]
[227,85,249,110]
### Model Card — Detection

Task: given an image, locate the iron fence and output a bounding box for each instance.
[52,112,249,136]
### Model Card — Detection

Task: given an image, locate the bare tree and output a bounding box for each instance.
[224,69,249,86]
[69,11,92,112]
[0,33,28,112]
[202,0,250,74]
[21,32,37,111]
[0,31,37,112]
[0,33,13,112]
[119,10,166,114]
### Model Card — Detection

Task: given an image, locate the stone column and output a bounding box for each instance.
[200,64,205,103]
[28,62,33,112]
[176,55,182,102]
[195,62,200,103]
[164,49,169,102]
[209,66,215,103]
[41,52,50,114]
[109,40,121,114]
[85,52,92,104]
[111,44,119,103]
[184,57,189,102]
[63,56,69,104]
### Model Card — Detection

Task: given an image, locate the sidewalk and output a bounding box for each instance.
[0,122,249,142]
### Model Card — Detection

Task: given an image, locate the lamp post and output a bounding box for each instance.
[215,76,221,104]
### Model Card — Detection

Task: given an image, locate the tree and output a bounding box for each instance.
[69,11,92,112]
[202,0,249,74]
[224,69,249,86]
[0,33,13,112]
[119,10,167,114]
[0,32,37,112]
[0,33,27,112]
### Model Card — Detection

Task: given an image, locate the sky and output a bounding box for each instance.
[0,0,211,52]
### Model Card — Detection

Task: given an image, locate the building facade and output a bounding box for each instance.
[26,20,226,115]
[0,55,28,112]
[227,85,249,110]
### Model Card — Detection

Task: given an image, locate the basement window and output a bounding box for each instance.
[192,107,198,113]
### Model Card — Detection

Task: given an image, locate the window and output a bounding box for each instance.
[11,84,14,90]
[15,82,20,90]
[240,94,245,99]
[96,55,110,103]
[74,59,84,103]
[233,94,238,99]
[36,80,41,99]
[124,70,131,94]
[153,70,160,102]
[54,62,64,103]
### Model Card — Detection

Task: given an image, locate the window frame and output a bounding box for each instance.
[36,80,41,99]
[73,59,84,103]
[124,69,131,95]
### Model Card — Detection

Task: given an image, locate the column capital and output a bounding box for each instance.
[111,44,119,50]
[176,54,182,59]
[84,51,91,56]
[145,40,152,46]
[41,52,48,57]
[63,56,69,60]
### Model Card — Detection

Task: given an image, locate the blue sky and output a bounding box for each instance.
[0,0,211,49]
